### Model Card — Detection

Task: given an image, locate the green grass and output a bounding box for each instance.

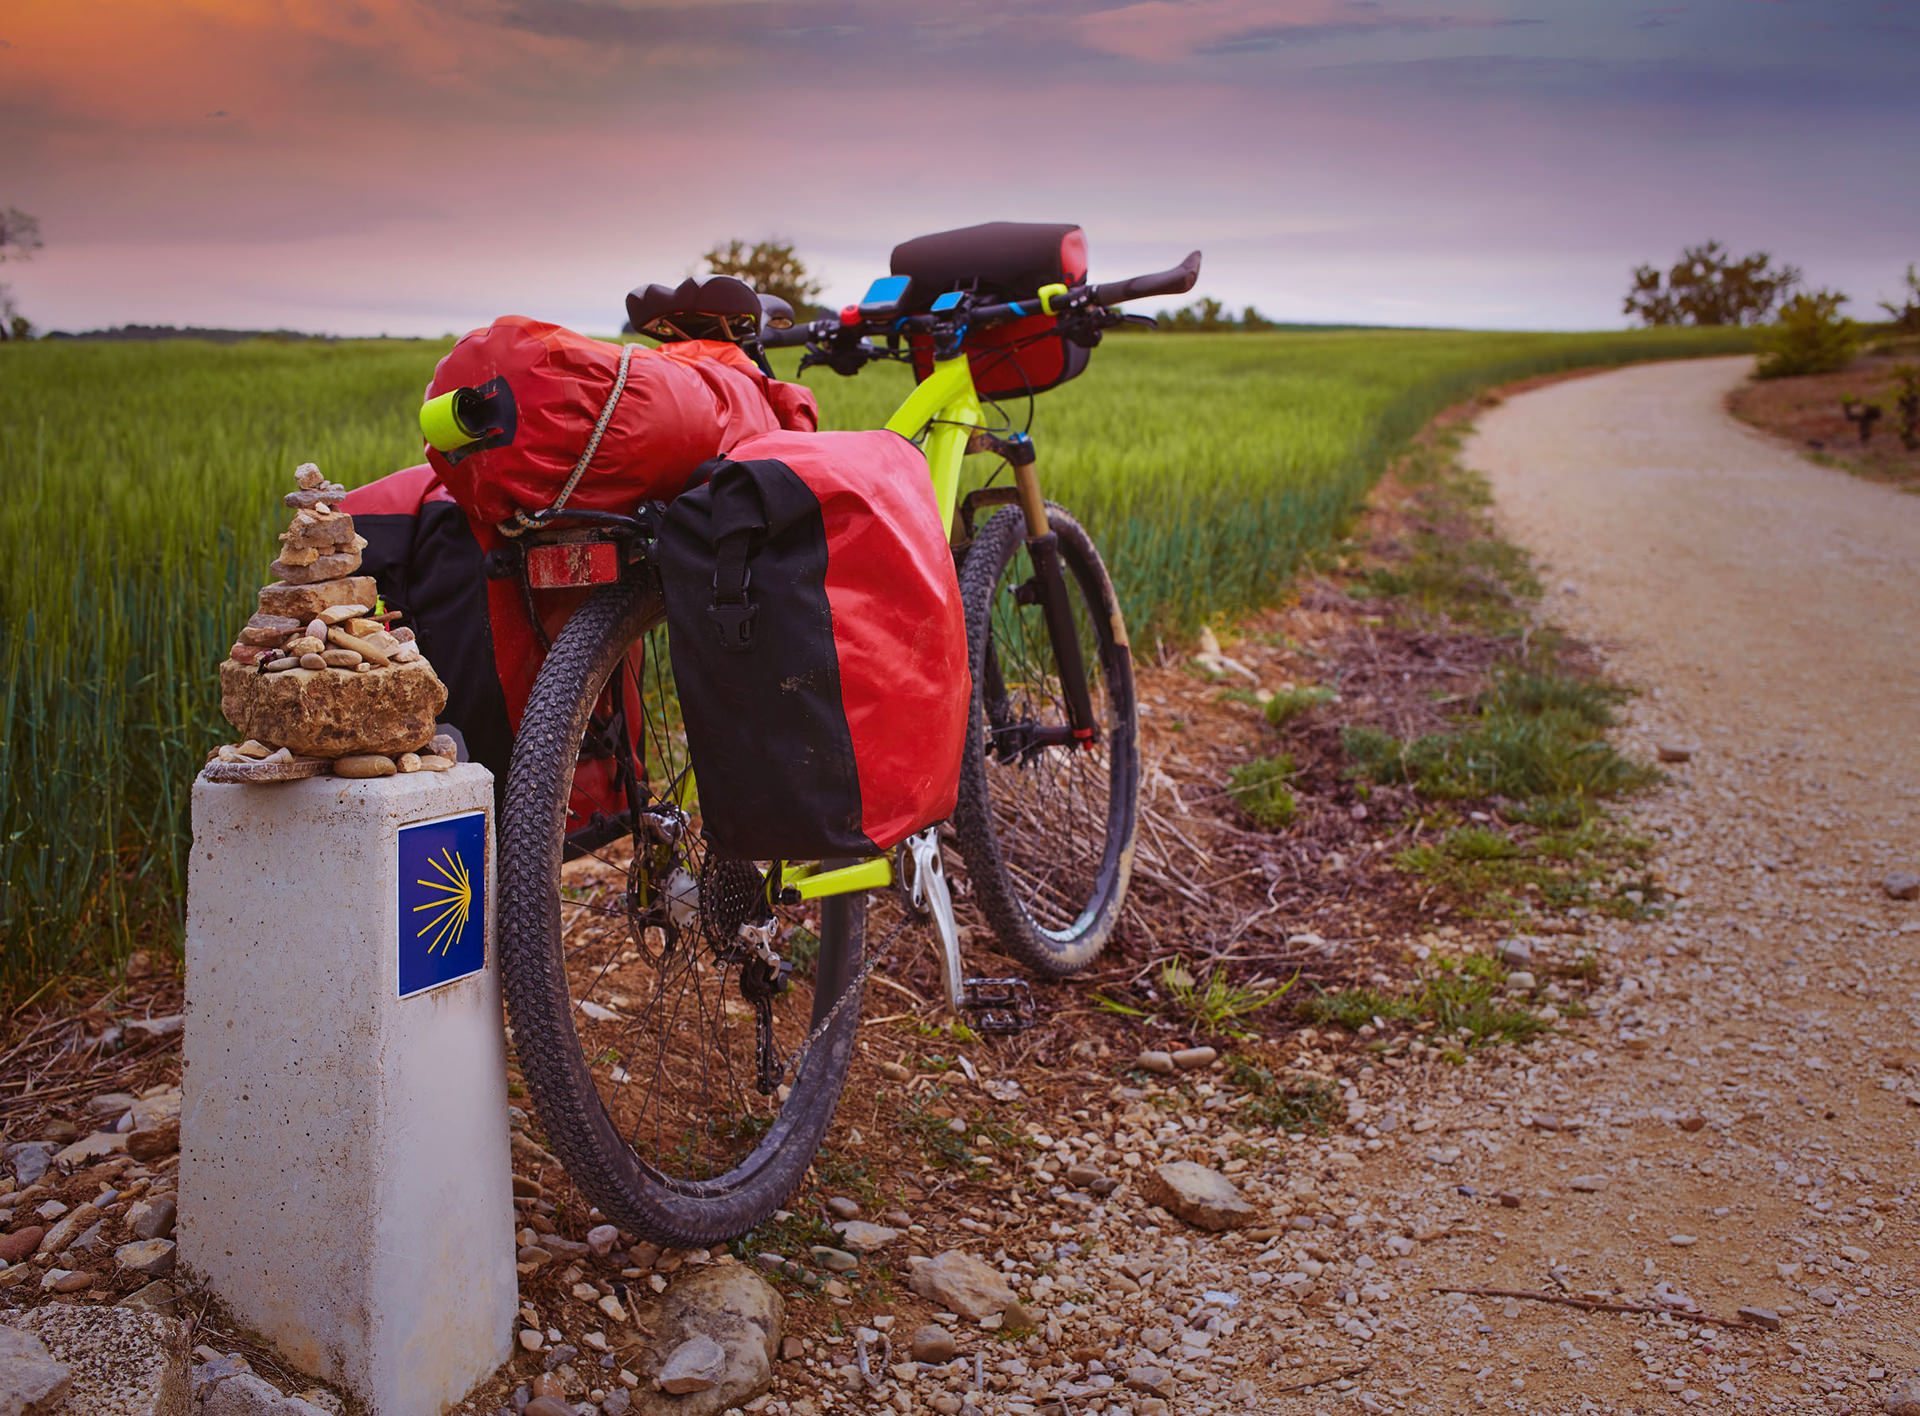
[0,326,1749,989]
[1227,753,1299,829]
[1299,955,1551,1051]
[1343,664,1656,816]
[1394,817,1661,920]
[1263,684,1337,727]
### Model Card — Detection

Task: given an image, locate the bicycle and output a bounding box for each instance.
[479,227,1201,1247]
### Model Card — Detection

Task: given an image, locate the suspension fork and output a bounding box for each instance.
[975,432,1099,744]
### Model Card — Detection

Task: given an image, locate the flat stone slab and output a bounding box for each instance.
[1140,1161,1258,1231]
[201,756,330,784]
[3,1306,188,1416]
[907,1250,1016,1321]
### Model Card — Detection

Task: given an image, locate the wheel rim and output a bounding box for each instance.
[978,535,1133,942]
[549,618,853,1194]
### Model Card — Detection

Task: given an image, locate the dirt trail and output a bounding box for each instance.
[750,360,1920,1415]
[1368,354,1920,1412]
[1476,354,1920,827]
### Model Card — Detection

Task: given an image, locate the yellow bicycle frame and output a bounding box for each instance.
[776,353,988,896]
[884,353,985,537]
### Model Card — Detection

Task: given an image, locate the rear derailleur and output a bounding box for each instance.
[733,921,792,1096]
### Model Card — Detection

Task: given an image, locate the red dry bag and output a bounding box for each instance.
[423,317,818,529]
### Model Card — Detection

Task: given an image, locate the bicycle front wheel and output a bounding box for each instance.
[498,576,866,1249]
[954,504,1140,976]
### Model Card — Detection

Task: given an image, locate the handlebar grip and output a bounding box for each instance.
[760,321,817,348]
[1091,251,1202,307]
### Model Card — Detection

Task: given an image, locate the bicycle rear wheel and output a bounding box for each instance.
[954,505,1139,976]
[498,576,865,1249]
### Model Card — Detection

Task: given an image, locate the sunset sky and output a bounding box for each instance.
[3,0,1916,336]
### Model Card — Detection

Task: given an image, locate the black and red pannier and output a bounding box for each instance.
[893,221,1091,400]
[657,429,970,860]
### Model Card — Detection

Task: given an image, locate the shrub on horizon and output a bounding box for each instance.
[1755,289,1859,379]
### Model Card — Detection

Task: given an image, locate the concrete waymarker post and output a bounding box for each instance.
[181,764,516,1416]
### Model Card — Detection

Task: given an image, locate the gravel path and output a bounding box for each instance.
[1478,354,1920,821]
[769,358,1920,1415]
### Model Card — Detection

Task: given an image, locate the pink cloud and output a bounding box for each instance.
[1073,0,1501,60]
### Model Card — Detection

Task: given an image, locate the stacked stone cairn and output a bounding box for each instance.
[207,463,452,782]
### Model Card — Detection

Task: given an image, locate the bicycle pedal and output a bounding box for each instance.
[960,977,1037,1033]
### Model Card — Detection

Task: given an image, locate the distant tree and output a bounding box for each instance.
[1242,305,1273,332]
[703,238,823,316]
[1163,296,1231,331]
[1754,289,1858,379]
[2,298,31,342]
[1879,264,1920,333]
[0,206,43,341]
[1625,240,1800,327]
[0,207,41,263]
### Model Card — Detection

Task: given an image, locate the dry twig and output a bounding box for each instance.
[1273,1362,1373,1394]
[1431,1285,1771,1332]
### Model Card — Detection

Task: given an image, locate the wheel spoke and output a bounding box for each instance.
[962,511,1136,953]
[503,587,863,1235]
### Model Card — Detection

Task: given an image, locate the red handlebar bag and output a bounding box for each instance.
[656,429,969,859]
[423,316,818,527]
[893,221,1093,401]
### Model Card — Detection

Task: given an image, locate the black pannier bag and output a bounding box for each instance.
[343,465,645,840]
[341,464,514,778]
[657,429,970,862]
[891,221,1093,400]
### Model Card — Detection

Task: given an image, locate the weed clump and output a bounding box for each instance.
[1343,664,1652,817]
[1228,753,1298,829]
[1263,685,1337,727]
[1162,961,1296,1037]
[1299,955,1550,1050]
[1224,1056,1340,1131]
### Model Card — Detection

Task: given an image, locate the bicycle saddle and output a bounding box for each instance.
[624,276,793,346]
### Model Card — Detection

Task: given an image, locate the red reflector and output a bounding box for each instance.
[1060,228,1089,284]
[527,541,619,589]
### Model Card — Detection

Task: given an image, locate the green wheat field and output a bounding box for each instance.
[0,327,1748,990]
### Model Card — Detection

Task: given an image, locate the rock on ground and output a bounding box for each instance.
[1885,1377,1920,1416]
[906,1251,1017,1322]
[197,1369,332,1416]
[630,1262,782,1416]
[0,1325,71,1416]
[4,1307,188,1416]
[654,1336,725,1395]
[1139,1161,1257,1232]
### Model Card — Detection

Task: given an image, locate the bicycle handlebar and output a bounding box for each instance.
[1092,250,1203,308]
[761,322,814,348]
[759,248,1205,351]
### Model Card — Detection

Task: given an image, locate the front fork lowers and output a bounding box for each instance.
[973,431,1098,746]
